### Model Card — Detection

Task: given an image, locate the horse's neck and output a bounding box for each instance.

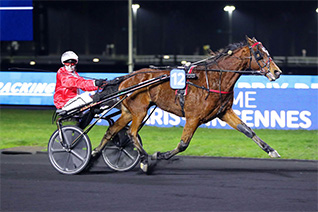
[218,47,249,70]
[208,47,249,91]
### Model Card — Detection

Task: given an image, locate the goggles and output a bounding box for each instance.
[64,62,76,66]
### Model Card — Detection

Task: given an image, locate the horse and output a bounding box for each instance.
[92,36,283,173]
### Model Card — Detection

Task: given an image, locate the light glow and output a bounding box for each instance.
[93,58,100,63]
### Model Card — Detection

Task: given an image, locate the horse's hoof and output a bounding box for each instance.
[91,150,98,157]
[140,156,158,175]
[91,149,102,159]
[151,152,159,160]
[269,150,281,158]
[140,162,148,173]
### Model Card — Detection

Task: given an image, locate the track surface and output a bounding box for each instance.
[1,153,317,211]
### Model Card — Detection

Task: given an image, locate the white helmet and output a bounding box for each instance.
[61,51,79,64]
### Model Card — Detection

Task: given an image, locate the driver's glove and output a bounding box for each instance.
[94,79,107,87]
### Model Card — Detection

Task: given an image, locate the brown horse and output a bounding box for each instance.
[93,36,282,173]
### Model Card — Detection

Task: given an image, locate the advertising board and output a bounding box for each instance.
[0,71,317,130]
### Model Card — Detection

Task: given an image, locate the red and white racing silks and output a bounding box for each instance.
[53,67,98,109]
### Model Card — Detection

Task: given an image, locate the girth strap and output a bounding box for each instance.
[175,89,186,117]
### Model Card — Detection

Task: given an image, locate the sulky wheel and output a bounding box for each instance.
[102,127,141,172]
[48,125,91,175]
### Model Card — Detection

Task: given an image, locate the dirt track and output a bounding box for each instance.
[1,152,317,211]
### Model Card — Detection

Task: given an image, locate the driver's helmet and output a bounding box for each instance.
[61,51,78,72]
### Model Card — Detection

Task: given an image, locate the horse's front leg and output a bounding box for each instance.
[220,108,280,158]
[153,118,200,160]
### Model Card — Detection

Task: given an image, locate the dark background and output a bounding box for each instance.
[1,0,317,73]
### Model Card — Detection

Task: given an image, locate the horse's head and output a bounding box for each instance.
[246,36,282,81]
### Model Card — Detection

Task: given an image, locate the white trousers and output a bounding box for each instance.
[62,92,93,111]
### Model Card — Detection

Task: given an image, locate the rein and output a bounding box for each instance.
[193,68,263,75]
[128,41,270,97]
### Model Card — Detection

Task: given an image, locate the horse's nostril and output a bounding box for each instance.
[274,70,281,78]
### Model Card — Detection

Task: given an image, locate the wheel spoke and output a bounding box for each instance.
[62,153,71,171]
[62,129,72,146]
[122,149,137,161]
[105,146,120,150]
[114,151,122,168]
[71,134,85,149]
[70,150,85,162]
[51,148,67,153]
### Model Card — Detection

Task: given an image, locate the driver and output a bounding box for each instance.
[54,51,106,128]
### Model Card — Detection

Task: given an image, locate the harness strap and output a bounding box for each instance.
[175,89,186,117]
[186,82,233,94]
[204,61,210,100]
[174,65,196,117]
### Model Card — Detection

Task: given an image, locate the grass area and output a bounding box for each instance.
[0,109,317,160]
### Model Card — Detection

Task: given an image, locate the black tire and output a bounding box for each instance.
[102,127,141,172]
[48,125,91,175]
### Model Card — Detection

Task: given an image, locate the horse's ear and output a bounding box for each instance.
[246,35,253,45]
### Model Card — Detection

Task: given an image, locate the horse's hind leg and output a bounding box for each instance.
[154,118,200,160]
[92,106,132,157]
[220,108,280,158]
[127,110,152,173]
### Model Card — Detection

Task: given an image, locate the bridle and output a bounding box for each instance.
[191,41,273,77]
[247,41,273,77]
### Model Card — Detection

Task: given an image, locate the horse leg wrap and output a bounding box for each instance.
[251,135,273,152]
[237,123,255,138]
[156,151,173,160]
[178,140,189,152]
[248,130,281,158]
[237,123,273,154]
[154,140,189,161]
[140,154,148,164]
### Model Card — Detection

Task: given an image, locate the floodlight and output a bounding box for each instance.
[132,4,140,12]
[224,5,235,13]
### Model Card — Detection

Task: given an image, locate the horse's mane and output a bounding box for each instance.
[207,41,247,63]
